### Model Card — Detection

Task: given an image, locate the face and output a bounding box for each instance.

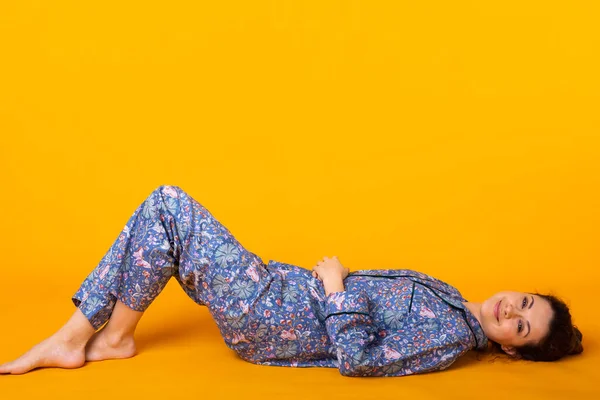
[480,291,553,355]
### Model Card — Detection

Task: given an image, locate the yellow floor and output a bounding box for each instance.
[1,0,599,398]
[1,269,597,400]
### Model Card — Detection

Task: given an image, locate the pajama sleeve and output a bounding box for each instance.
[324,289,464,377]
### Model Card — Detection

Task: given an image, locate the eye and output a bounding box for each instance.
[518,320,523,333]
[522,297,527,309]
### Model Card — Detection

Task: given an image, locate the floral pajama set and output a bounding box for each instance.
[72,185,488,377]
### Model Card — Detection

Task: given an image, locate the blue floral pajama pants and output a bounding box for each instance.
[72,185,271,337]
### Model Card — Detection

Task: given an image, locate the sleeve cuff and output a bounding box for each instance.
[326,290,370,316]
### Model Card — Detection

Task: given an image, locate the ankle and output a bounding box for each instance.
[56,327,95,349]
[55,309,97,347]
[101,329,135,347]
[55,332,90,349]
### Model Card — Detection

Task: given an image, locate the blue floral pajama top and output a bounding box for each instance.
[72,185,488,378]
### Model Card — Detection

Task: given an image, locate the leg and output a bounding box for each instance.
[0,308,95,375]
[85,298,143,362]
[0,300,143,374]
[70,185,181,331]
[0,185,185,374]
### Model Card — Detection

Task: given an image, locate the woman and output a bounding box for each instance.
[0,185,583,376]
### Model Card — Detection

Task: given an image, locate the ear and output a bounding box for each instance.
[501,345,521,358]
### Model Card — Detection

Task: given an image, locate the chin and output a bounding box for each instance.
[482,296,500,326]
[482,298,493,319]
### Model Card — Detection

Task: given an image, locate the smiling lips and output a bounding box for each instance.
[494,300,501,322]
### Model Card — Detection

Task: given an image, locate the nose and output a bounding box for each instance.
[503,303,515,319]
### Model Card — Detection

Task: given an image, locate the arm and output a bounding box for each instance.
[323,285,379,376]
[313,256,463,377]
[322,276,345,296]
[323,280,463,377]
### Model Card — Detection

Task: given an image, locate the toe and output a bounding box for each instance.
[0,362,13,374]
[10,364,34,375]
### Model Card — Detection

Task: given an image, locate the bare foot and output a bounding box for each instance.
[85,329,137,362]
[0,334,86,375]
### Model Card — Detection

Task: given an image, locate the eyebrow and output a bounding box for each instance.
[525,295,534,337]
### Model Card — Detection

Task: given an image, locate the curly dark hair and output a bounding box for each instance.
[489,293,583,361]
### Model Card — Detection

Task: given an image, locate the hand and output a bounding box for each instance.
[311,256,349,283]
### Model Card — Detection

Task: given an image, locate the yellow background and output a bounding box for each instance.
[1,1,598,398]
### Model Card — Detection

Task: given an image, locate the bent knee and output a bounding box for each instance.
[156,184,185,199]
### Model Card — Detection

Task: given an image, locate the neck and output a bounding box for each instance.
[462,301,483,327]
